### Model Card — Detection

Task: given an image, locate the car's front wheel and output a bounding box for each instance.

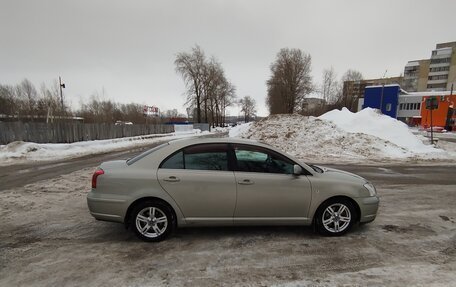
[131,200,174,242]
[315,198,357,236]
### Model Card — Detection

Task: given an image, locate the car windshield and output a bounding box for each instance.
[126,142,169,165]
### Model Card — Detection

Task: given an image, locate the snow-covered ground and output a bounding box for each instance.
[0,130,210,166]
[231,108,456,164]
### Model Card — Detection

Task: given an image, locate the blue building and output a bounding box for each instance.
[363,84,401,118]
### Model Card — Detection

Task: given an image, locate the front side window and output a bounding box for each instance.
[234,145,294,174]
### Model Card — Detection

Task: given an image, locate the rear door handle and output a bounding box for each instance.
[163,176,180,182]
[238,179,254,185]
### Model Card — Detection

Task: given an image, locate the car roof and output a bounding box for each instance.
[167,136,266,146]
[131,136,315,175]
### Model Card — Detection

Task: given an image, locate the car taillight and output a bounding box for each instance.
[92,169,104,189]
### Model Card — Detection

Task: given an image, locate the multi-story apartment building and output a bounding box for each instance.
[403,41,456,92]
[403,59,430,92]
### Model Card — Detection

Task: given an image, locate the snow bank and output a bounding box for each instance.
[0,130,207,166]
[228,122,252,138]
[231,110,454,164]
[319,108,437,154]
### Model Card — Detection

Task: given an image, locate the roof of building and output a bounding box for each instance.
[402,90,455,96]
[365,84,401,89]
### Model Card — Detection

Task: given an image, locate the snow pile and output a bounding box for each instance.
[229,122,252,138]
[0,130,207,166]
[232,110,453,163]
[319,108,437,154]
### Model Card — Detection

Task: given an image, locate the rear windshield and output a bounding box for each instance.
[126,142,169,165]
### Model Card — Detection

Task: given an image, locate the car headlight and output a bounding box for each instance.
[363,182,377,196]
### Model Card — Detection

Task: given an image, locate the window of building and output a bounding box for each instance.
[399,103,403,110]
[430,57,451,64]
[427,83,447,89]
[417,103,421,110]
[430,66,450,72]
[428,75,449,80]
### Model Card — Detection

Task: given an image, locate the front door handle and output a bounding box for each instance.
[163,176,180,182]
[238,179,254,185]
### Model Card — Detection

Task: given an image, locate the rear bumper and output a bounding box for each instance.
[355,196,379,223]
[87,191,127,223]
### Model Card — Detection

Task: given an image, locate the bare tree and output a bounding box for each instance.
[321,67,340,105]
[38,83,60,123]
[175,45,206,123]
[341,69,363,111]
[218,80,236,126]
[239,96,256,122]
[201,57,223,125]
[266,48,313,114]
[176,46,236,126]
[14,79,38,120]
[163,109,180,118]
[0,84,17,116]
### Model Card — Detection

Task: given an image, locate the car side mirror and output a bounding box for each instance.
[293,164,302,176]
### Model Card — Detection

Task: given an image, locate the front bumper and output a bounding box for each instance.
[355,196,379,223]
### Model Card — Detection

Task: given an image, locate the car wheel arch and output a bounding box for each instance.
[124,197,177,229]
[312,195,361,225]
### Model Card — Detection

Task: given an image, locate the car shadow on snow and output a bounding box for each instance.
[172,223,373,240]
[87,222,374,244]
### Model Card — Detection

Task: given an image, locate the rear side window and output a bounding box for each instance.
[160,143,229,171]
[161,151,184,169]
[127,143,168,165]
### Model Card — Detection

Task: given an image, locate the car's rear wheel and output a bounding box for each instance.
[315,198,356,236]
[131,200,174,242]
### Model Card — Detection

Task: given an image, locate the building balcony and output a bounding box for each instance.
[427,79,448,85]
[428,71,449,77]
[429,62,451,68]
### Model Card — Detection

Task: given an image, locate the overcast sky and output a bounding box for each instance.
[1,0,455,116]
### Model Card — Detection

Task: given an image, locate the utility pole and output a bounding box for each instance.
[59,76,66,110]
[430,100,434,144]
[445,83,454,131]
[379,70,387,113]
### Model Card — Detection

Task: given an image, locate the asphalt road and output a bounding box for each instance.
[0,133,224,191]
[0,144,156,191]
[1,147,456,286]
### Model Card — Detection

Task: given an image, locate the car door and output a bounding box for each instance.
[232,144,312,224]
[157,143,236,225]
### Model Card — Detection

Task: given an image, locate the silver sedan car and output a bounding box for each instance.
[87,138,379,241]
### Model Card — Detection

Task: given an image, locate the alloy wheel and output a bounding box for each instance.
[322,203,351,233]
[135,207,168,238]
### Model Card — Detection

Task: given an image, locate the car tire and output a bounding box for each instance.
[130,200,175,242]
[315,198,357,236]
